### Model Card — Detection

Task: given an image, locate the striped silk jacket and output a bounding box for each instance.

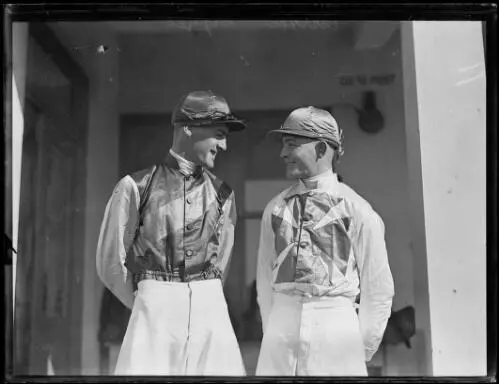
[96,152,236,309]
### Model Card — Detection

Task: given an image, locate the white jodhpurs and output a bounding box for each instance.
[256,292,367,376]
[114,279,245,376]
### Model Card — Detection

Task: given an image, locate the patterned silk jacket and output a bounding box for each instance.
[96,151,236,309]
[257,169,394,361]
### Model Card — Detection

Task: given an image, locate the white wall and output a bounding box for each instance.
[402,21,486,375]
[118,24,417,374]
[11,22,29,310]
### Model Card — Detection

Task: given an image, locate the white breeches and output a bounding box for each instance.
[256,292,367,376]
[114,279,246,376]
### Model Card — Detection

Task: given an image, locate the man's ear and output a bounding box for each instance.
[315,141,328,159]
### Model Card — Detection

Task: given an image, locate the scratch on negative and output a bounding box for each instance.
[456,71,485,87]
[458,63,483,73]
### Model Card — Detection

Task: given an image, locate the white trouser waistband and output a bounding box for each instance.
[272,291,355,309]
[137,278,223,294]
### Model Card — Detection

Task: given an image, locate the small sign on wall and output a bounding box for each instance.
[338,74,396,87]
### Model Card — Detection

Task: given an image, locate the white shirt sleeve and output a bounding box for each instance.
[256,199,279,334]
[96,176,140,310]
[216,192,237,284]
[353,209,395,362]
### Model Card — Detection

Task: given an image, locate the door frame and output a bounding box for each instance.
[15,22,89,375]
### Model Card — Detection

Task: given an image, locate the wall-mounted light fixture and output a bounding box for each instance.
[357,91,384,134]
[332,90,385,134]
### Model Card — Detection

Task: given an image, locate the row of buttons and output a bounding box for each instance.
[299,241,310,249]
[184,250,218,259]
[301,213,313,222]
[299,210,313,249]
[185,188,194,258]
[185,195,193,230]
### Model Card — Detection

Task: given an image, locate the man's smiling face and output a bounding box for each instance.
[279,134,319,179]
[189,124,229,169]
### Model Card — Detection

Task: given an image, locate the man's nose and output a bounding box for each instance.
[218,138,227,151]
[280,146,288,159]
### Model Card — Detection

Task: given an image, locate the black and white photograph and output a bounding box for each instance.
[4,3,496,381]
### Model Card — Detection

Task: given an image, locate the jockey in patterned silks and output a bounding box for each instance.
[96,91,247,376]
[256,106,395,376]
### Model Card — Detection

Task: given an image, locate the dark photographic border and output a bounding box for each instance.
[3,3,497,383]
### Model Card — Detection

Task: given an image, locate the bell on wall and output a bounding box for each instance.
[357,90,385,134]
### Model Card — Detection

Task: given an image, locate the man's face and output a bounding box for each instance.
[189,124,229,169]
[280,135,319,179]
